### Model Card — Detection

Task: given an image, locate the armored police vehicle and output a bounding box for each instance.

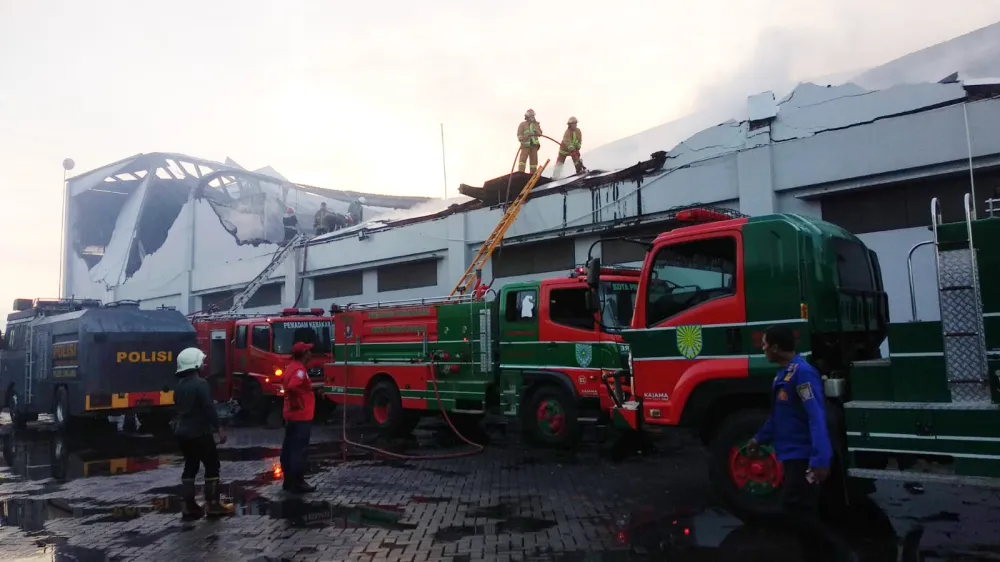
[0,298,197,430]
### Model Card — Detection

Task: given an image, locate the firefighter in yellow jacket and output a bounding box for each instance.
[555,116,586,179]
[516,109,542,173]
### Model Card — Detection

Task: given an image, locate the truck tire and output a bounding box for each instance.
[53,387,72,432]
[9,390,31,430]
[366,379,418,438]
[524,385,580,448]
[708,409,785,521]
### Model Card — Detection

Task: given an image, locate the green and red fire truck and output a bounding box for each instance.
[190,308,334,426]
[323,267,640,446]
[587,196,1000,519]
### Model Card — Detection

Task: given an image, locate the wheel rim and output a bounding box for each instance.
[728,444,784,495]
[535,398,566,437]
[56,401,65,424]
[372,394,391,425]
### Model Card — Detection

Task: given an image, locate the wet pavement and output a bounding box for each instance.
[1,412,999,561]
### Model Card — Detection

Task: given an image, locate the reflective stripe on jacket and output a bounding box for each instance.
[560,127,582,154]
[517,120,542,147]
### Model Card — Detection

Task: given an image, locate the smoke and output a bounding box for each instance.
[373,195,474,224]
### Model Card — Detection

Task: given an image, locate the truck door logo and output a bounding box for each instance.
[574,344,593,368]
[676,325,703,359]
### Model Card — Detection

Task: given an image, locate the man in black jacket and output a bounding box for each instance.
[173,347,234,519]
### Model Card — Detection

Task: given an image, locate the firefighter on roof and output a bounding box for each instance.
[172,348,234,518]
[280,341,317,494]
[283,207,298,243]
[315,202,330,235]
[555,117,586,179]
[348,196,366,226]
[517,109,542,173]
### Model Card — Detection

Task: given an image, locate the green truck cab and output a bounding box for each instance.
[592,201,1000,519]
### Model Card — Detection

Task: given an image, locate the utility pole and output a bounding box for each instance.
[60,158,76,298]
[440,123,448,199]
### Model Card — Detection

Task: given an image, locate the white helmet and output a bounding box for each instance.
[176,347,206,373]
[357,196,366,204]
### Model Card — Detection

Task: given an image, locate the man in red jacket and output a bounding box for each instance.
[280,342,316,493]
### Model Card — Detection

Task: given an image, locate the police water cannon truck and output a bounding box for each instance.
[0,298,197,430]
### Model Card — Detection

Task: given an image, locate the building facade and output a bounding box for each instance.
[62,81,1000,344]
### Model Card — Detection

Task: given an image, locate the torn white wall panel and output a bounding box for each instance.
[771,82,967,141]
[127,201,193,287]
[86,174,151,288]
[663,120,749,172]
[191,199,283,291]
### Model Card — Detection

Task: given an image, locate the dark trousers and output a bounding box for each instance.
[781,459,855,560]
[177,434,220,480]
[280,421,312,476]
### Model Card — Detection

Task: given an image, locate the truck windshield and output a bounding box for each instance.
[272,321,333,355]
[600,281,638,332]
[832,238,875,291]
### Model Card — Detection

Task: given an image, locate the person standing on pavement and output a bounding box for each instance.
[280,342,317,493]
[173,347,235,519]
[747,325,857,562]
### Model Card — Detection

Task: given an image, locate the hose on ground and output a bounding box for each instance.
[339,360,485,461]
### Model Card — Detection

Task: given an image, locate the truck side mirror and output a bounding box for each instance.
[586,257,601,289]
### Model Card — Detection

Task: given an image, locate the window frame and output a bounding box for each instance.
[504,289,539,323]
[235,325,248,349]
[250,324,271,352]
[547,287,595,332]
[643,236,738,328]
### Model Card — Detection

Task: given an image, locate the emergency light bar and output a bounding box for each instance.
[675,209,734,223]
[280,308,325,317]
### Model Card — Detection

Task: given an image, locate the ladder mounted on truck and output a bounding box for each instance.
[192,234,304,321]
[450,160,550,298]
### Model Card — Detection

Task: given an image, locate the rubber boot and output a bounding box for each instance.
[293,474,316,494]
[180,478,204,520]
[203,478,235,517]
[282,470,295,492]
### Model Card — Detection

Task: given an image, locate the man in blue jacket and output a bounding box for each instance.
[748,325,857,561]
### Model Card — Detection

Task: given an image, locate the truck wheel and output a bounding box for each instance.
[525,385,580,448]
[366,380,416,438]
[53,387,72,432]
[9,390,29,430]
[239,379,268,425]
[265,400,284,429]
[708,409,785,521]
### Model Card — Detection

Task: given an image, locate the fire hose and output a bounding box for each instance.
[339,359,485,461]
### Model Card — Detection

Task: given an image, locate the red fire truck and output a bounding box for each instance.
[191,308,334,426]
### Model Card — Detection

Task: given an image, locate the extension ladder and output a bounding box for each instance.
[229,233,304,314]
[450,160,550,298]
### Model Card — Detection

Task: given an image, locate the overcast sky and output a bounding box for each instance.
[1,0,999,317]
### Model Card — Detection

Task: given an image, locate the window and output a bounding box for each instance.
[235,326,248,349]
[314,271,363,299]
[549,288,593,331]
[505,289,538,322]
[251,325,271,351]
[820,170,1000,235]
[600,281,639,332]
[246,283,283,309]
[645,237,737,327]
[601,224,664,265]
[493,239,575,278]
[833,238,875,291]
[377,260,438,292]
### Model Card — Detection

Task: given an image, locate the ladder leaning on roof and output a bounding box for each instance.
[450,160,550,298]
[228,233,305,315]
